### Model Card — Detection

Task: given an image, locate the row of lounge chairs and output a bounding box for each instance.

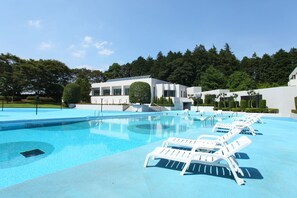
[144,114,263,185]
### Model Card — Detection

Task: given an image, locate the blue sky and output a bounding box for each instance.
[0,0,296,71]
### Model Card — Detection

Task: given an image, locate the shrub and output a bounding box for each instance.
[292,109,297,114]
[295,97,297,110]
[268,108,279,113]
[244,108,278,113]
[228,101,235,108]
[259,100,266,108]
[204,94,216,105]
[231,108,244,112]
[129,82,151,104]
[62,83,81,105]
[245,108,260,113]
[222,107,231,111]
[218,101,224,108]
[247,100,251,108]
[214,102,218,107]
[213,107,219,111]
[240,100,247,108]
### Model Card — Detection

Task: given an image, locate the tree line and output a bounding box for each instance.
[1,43,296,103]
[0,53,104,102]
[105,44,297,91]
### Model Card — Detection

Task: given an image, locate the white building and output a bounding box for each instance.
[288,67,297,86]
[90,75,201,110]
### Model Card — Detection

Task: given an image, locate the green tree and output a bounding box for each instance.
[227,71,255,91]
[105,63,122,79]
[200,66,225,91]
[62,83,81,105]
[129,82,151,104]
[76,78,91,103]
[217,43,240,76]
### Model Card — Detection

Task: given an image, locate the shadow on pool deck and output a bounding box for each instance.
[148,159,263,181]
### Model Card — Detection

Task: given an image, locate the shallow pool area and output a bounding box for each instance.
[0,111,218,188]
[0,109,297,197]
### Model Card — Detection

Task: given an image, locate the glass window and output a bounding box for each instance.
[164,90,175,97]
[103,89,110,96]
[125,88,129,95]
[93,89,100,96]
[113,89,122,96]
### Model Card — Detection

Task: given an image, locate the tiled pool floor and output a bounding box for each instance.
[1,117,296,197]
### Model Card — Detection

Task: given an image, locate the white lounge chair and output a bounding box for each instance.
[162,127,242,151]
[232,113,264,124]
[144,136,252,185]
[212,119,256,136]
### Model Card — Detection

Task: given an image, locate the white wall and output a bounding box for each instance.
[232,86,297,116]
[91,96,129,104]
[187,87,202,97]
[76,104,126,111]
[201,89,230,100]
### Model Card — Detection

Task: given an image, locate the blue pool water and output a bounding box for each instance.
[0,113,218,188]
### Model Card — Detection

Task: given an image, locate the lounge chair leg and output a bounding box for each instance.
[162,141,168,147]
[144,154,151,167]
[226,159,245,185]
[180,161,190,175]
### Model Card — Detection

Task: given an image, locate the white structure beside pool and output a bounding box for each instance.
[90,75,200,110]
[86,68,297,116]
[288,67,297,86]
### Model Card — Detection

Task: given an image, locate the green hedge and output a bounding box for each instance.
[295,97,297,110]
[259,100,266,108]
[245,108,279,113]
[129,82,151,104]
[240,100,247,108]
[229,101,235,108]
[292,109,297,114]
[154,96,174,106]
[26,96,56,103]
[204,94,216,105]
[231,108,244,112]
[268,108,279,113]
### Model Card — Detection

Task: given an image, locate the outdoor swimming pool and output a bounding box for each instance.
[1,109,297,197]
[0,112,221,188]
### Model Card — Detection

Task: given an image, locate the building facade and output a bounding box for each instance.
[90,75,201,110]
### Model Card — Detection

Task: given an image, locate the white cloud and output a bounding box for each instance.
[71,50,85,58]
[67,44,75,50]
[84,36,93,44]
[94,41,108,49]
[28,20,41,28]
[82,36,93,48]
[69,36,114,58]
[98,49,114,56]
[38,42,52,50]
[73,64,95,70]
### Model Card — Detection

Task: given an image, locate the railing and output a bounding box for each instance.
[202,115,215,126]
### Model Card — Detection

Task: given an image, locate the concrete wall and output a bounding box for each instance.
[232,86,297,116]
[201,89,230,100]
[76,104,126,111]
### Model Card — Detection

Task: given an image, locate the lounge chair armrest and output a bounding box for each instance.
[189,151,221,158]
[197,134,220,140]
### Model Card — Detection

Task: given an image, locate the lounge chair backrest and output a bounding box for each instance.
[216,128,241,144]
[214,136,252,157]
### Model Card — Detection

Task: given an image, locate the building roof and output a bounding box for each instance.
[106,75,151,82]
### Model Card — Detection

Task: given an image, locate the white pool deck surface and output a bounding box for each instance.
[0,109,297,197]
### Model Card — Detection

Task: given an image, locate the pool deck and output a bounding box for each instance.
[1,117,297,197]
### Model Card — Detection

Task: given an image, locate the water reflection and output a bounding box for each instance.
[88,115,200,143]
